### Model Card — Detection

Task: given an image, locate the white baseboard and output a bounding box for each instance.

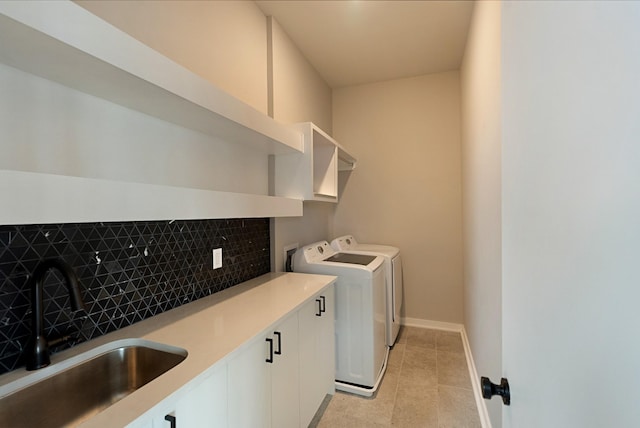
[460,327,492,428]
[400,318,492,428]
[401,317,463,332]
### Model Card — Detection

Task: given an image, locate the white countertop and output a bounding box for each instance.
[0,272,336,427]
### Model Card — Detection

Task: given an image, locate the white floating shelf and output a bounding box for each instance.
[0,1,302,155]
[0,170,303,225]
[274,122,356,203]
[337,146,357,172]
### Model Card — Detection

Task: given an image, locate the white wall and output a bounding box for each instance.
[267,17,335,272]
[1,1,273,195]
[0,62,267,195]
[70,2,336,274]
[268,17,332,132]
[76,0,268,114]
[460,1,502,426]
[502,1,640,426]
[3,1,336,273]
[332,72,463,323]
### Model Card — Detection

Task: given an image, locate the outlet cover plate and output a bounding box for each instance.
[213,248,222,269]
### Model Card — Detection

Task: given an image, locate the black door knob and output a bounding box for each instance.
[481,376,510,405]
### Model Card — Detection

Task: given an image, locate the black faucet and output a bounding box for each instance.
[25,258,86,371]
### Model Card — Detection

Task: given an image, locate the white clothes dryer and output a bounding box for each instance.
[293,241,388,397]
[331,235,403,346]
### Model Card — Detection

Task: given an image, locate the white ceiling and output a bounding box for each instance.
[255,0,475,88]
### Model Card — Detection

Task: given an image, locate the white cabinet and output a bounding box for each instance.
[227,285,334,428]
[228,336,271,428]
[172,363,228,428]
[128,363,228,428]
[275,123,356,203]
[228,311,299,428]
[270,313,300,428]
[299,288,336,427]
[127,282,335,428]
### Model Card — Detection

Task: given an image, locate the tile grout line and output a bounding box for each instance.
[318,327,476,427]
[389,330,408,426]
[388,343,404,425]
[439,383,476,393]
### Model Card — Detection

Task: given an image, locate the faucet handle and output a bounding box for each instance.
[48,333,79,348]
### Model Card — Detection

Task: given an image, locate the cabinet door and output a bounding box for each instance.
[318,286,336,390]
[271,312,300,428]
[227,313,300,428]
[298,286,336,427]
[228,336,272,428]
[139,364,228,428]
[174,363,228,427]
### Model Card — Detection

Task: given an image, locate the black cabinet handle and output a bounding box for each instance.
[320,295,326,313]
[274,331,282,355]
[165,413,177,428]
[265,337,274,363]
[315,298,322,316]
[481,376,510,405]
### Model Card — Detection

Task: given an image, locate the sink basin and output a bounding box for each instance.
[0,339,187,427]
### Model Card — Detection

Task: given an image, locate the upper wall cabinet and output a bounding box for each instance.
[274,123,356,203]
[0,1,302,155]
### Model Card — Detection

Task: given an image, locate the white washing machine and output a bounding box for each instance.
[331,235,403,346]
[293,241,388,397]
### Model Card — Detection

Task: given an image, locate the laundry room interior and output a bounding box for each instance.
[1,1,640,427]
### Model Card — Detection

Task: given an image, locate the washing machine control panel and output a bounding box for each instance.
[331,235,358,251]
[301,241,336,263]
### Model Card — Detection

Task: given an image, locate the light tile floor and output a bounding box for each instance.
[311,326,482,427]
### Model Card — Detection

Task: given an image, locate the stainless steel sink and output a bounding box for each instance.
[0,339,187,427]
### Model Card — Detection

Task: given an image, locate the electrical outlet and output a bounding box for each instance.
[213,248,222,269]
[283,243,298,272]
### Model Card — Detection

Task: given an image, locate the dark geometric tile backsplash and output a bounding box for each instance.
[0,218,270,375]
